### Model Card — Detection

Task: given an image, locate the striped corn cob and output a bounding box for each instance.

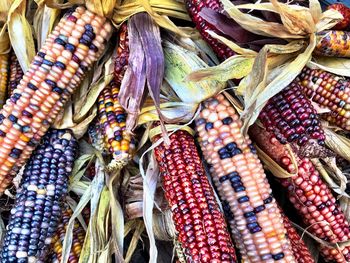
[0,53,9,108]
[328,3,350,30]
[153,129,237,262]
[0,129,78,262]
[250,125,350,262]
[280,210,315,263]
[196,94,296,262]
[8,50,24,97]
[114,23,129,84]
[0,6,111,194]
[184,0,234,60]
[97,81,135,166]
[314,30,350,57]
[297,67,350,130]
[259,82,326,148]
[50,206,85,263]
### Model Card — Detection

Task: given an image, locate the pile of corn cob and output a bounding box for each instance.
[2,0,350,262]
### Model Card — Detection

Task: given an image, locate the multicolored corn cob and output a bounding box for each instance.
[8,51,24,97]
[153,129,237,262]
[259,82,326,149]
[328,3,350,30]
[0,6,111,194]
[50,206,85,263]
[97,81,135,166]
[0,129,78,262]
[280,210,315,263]
[196,94,296,263]
[250,125,350,263]
[184,0,234,60]
[114,23,129,84]
[297,67,350,130]
[314,30,350,57]
[0,53,9,108]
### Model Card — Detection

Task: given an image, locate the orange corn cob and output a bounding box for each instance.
[50,206,85,263]
[298,67,350,130]
[114,23,129,84]
[251,125,350,262]
[0,7,112,194]
[314,30,350,57]
[153,129,237,262]
[8,51,24,97]
[0,53,9,108]
[196,94,296,262]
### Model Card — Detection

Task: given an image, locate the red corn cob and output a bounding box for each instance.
[184,0,234,60]
[153,129,237,262]
[250,125,350,262]
[328,3,350,30]
[259,82,326,151]
[114,23,129,84]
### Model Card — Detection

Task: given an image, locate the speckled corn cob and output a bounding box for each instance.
[0,53,9,108]
[298,67,350,130]
[114,23,129,84]
[0,6,111,194]
[50,206,85,263]
[8,51,24,97]
[328,3,350,30]
[153,129,237,262]
[260,82,325,148]
[196,94,296,263]
[97,81,135,166]
[0,129,78,263]
[251,126,350,263]
[184,0,234,60]
[314,30,350,57]
[280,210,315,263]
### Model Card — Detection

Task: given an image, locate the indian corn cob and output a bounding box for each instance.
[314,30,350,57]
[114,22,129,84]
[0,129,78,262]
[0,6,111,194]
[184,0,234,60]
[97,81,135,166]
[153,129,237,262]
[297,67,350,130]
[50,206,85,263]
[259,82,326,148]
[328,3,350,30]
[250,125,350,262]
[8,51,24,97]
[196,94,296,262]
[0,53,9,108]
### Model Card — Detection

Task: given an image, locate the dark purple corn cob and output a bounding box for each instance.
[184,0,234,60]
[0,129,78,263]
[259,82,326,148]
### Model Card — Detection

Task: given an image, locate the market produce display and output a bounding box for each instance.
[1,0,350,262]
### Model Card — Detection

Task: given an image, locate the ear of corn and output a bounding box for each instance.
[314,30,350,58]
[114,23,129,84]
[0,129,78,262]
[0,6,112,194]
[8,51,24,97]
[328,3,350,30]
[97,81,135,166]
[0,53,9,108]
[153,129,237,262]
[196,94,296,263]
[184,0,234,60]
[298,67,350,130]
[259,82,326,148]
[50,205,85,263]
[250,126,350,263]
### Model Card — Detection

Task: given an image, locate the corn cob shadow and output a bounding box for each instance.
[7,50,23,98]
[0,53,9,109]
[0,6,112,194]
[0,129,78,262]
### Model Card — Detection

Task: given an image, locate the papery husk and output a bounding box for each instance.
[324,127,350,163]
[339,196,350,222]
[308,57,350,78]
[0,26,10,55]
[124,219,145,263]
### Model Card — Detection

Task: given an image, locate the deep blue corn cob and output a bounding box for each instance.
[0,129,78,263]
